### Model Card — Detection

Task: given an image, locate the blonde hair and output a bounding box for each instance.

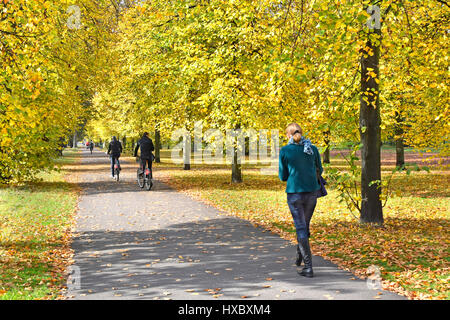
[286,123,303,143]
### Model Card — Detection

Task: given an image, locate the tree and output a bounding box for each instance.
[359,4,383,224]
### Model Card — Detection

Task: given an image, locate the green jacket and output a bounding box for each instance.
[279,143,323,193]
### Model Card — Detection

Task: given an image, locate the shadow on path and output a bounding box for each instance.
[71,218,399,300]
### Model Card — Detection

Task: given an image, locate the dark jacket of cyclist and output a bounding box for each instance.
[108,137,123,157]
[134,133,154,172]
[134,133,154,159]
[107,137,122,177]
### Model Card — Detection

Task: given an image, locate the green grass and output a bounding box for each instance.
[0,149,79,300]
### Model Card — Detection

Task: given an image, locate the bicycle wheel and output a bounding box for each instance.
[137,169,144,188]
[145,176,153,191]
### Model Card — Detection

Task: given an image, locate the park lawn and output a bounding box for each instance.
[155,149,449,300]
[0,149,80,300]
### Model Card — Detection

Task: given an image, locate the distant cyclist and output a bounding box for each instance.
[89,140,94,154]
[107,136,122,179]
[134,132,155,176]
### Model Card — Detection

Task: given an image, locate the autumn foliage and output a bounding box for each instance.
[0,0,448,300]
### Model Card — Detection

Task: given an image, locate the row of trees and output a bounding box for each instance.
[87,0,448,223]
[0,0,124,181]
[1,0,448,224]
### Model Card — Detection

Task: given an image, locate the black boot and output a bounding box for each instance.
[297,238,313,278]
[295,245,303,266]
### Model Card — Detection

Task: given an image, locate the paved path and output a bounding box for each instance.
[67,149,404,300]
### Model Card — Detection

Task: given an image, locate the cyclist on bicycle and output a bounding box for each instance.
[107,136,122,179]
[134,132,155,177]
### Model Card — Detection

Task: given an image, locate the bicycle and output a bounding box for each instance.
[110,155,121,182]
[136,157,153,190]
[114,162,120,182]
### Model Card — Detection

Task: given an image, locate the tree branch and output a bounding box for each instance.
[436,0,450,8]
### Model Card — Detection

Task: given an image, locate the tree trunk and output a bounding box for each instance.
[183,135,191,170]
[359,18,383,225]
[231,127,242,183]
[395,138,405,167]
[245,136,250,156]
[323,147,330,164]
[323,129,331,164]
[394,111,405,168]
[72,133,77,148]
[155,129,161,163]
[231,146,242,183]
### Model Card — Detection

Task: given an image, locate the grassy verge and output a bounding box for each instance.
[0,149,80,300]
[154,149,449,300]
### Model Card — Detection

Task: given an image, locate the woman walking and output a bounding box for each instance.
[279,123,323,278]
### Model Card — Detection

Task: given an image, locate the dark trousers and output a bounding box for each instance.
[287,192,317,240]
[110,155,120,176]
[140,158,152,178]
